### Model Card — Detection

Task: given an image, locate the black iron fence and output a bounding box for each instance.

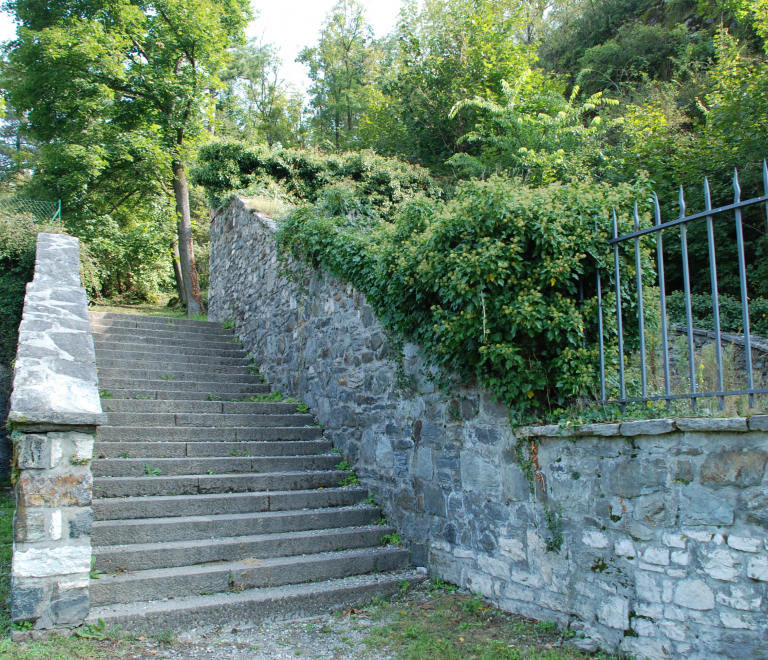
[597,162,768,412]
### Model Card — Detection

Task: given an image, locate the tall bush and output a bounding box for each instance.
[277,175,654,410]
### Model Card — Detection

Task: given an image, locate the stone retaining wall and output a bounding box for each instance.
[8,233,106,637]
[209,198,768,659]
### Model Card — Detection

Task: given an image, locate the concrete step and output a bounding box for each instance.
[97,378,267,393]
[92,327,235,345]
[95,341,247,359]
[91,323,234,339]
[90,312,226,331]
[92,487,368,520]
[103,412,315,428]
[97,360,252,375]
[93,332,240,349]
[92,455,341,477]
[96,426,324,442]
[92,506,381,546]
[94,440,333,459]
[102,400,301,414]
[98,389,272,401]
[91,319,233,336]
[86,569,424,633]
[94,525,395,572]
[93,470,349,498]
[95,353,251,367]
[97,368,260,383]
[90,546,411,606]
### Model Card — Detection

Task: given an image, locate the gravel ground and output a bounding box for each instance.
[129,608,390,660]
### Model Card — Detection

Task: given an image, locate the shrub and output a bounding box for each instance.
[666,290,768,338]
[277,174,654,411]
[0,216,50,364]
[191,142,442,217]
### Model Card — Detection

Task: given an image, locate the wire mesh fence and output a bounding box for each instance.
[0,198,61,224]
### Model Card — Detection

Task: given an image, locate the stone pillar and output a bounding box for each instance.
[7,233,106,638]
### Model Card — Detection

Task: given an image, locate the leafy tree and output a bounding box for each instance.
[298,0,374,150]
[3,0,252,315]
[219,39,306,148]
[359,0,538,173]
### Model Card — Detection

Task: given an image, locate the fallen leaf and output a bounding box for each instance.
[420,604,435,610]
[459,637,465,642]
[350,608,363,614]
[137,637,147,642]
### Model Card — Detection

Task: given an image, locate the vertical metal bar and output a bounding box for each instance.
[596,222,606,403]
[734,169,755,408]
[679,186,697,411]
[633,202,647,398]
[613,210,626,412]
[705,178,725,410]
[763,160,768,236]
[654,194,671,412]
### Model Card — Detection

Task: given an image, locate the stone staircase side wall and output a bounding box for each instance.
[209,198,768,659]
[8,232,106,635]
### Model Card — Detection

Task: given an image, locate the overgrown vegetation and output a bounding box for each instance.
[276,174,654,412]
[363,580,620,659]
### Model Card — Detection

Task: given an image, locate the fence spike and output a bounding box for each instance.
[678,185,686,217]
[734,168,741,202]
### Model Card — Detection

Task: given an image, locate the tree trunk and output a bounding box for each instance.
[171,237,186,306]
[171,160,204,317]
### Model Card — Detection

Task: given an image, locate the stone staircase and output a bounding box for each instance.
[86,312,416,631]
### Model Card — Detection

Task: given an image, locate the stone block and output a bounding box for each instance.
[16,472,92,508]
[673,579,714,610]
[615,539,636,557]
[700,448,768,488]
[739,486,768,526]
[375,436,394,469]
[681,484,734,526]
[620,419,676,436]
[11,582,47,622]
[414,448,433,480]
[716,587,763,611]
[499,537,526,562]
[51,587,89,625]
[502,464,530,502]
[459,450,499,495]
[636,571,662,603]
[727,535,761,553]
[643,547,670,566]
[746,555,768,581]
[662,533,687,549]
[582,530,609,549]
[13,546,91,578]
[16,434,49,469]
[748,415,768,431]
[423,485,446,517]
[700,546,741,581]
[597,595,629,630]
[68,510,93,539]
[675,418,748,432]
[14,510,46,543]
[607,458,667,498]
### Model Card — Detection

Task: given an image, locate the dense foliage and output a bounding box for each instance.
[277,175,654,410]
[667,291,768,338]
[0,216,44,363]
[192,143,442,215]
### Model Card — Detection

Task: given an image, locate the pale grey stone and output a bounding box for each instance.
[748,415,768,431]
[607,458,667,498]
[676,418,748,432]
[740,486,768,526]
[681,485,735,525]
[673,579,715,610]
[620,419,676,435]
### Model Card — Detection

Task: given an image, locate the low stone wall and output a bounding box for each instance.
[8,233,106,637]
[209,199,768,659]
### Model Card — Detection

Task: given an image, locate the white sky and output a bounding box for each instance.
[0,1,403,94]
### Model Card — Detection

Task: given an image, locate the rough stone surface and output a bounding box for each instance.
[209,197,768,660]
[9,233,99,632]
